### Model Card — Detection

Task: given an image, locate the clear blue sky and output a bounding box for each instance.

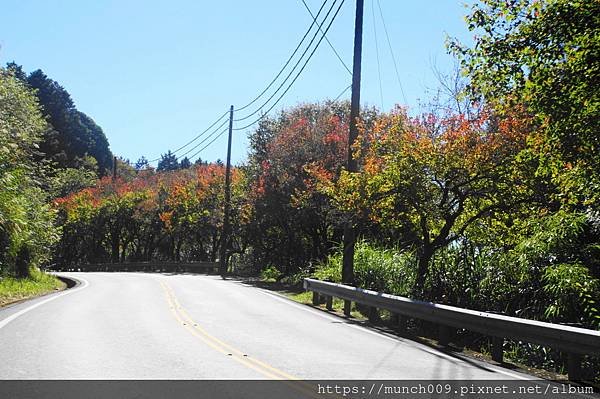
[0,0,473,166]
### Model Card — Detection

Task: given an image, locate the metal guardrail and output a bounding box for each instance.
[54,261,220,273]
[303,278,600,381]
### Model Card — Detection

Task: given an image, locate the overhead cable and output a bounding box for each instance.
[376,0,408,106]
[234,0,330,113]
[234,0,341,123]
[300,0,351,75]
[233,0,346,131]
[148,110,229,163]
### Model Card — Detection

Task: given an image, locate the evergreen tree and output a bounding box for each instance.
[16,67,113,175]
[135,156,150,170]
[179,157,191,169]
[156,151,179,172]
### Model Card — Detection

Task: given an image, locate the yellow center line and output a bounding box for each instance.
[158,280,337,399]
[162,281,299,380]
[160,281,283,380]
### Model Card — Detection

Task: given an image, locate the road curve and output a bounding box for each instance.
[0,272,530,379]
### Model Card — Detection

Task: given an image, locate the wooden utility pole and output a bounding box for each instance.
[112,155,118,180]
[342,0,364,290]
[220,105,234,277]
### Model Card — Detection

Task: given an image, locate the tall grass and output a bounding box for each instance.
[315,240,416,296]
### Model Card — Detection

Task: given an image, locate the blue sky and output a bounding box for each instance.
[0,1,473,165]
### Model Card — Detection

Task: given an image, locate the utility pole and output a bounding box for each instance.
[220,105,234,277]
[112,155,118,180]
[342,0,364,294]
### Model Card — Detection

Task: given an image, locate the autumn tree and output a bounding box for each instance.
[245,102,357,274]
[54,163,246,266]
[449,0,599,200]
[449,0,600,323]
[320,107,531,296]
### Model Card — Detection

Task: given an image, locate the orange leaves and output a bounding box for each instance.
[251,105,350,208]
[159,210,173,230]
[322,115,347,146]
[320,105,535,233]
[54,163,245,227]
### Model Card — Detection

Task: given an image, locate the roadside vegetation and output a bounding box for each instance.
[0,269,64,307]
[0,0,597,381]
[1,61,111,297]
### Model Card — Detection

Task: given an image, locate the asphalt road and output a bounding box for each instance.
[0,272,531,379]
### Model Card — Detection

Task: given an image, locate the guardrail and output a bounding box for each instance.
[54,261,220,274]
[303,278,600,381]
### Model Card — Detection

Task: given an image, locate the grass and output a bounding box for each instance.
[0,268,65,307]
[282,290,367,320]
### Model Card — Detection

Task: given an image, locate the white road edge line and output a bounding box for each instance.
[258,289,532,381]
[0,275,89,330]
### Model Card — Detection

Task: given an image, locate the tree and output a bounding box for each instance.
[157,151,179,172]
[115,157,137,181]
[448,0,600,322]
[54,162,246,265]
[179,157,191,169]
[449,0,600,198]
[134,156,150,170]
[5,62,27,82]
[0,68,59,277]
[22,67,113,174]
[74,111,112,173]
[319,107,531,296]
[48,156,98,198]
[244,102,359,274]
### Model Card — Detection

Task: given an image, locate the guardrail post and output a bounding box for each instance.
[567,354,582,381]
[312,291,320,306]
[491,337,504,363]
[326,296,333,311]
[438,325,453,346]
[391,313,407,332]
[399,315,407,332]
[369,307,379,323]
[344,300,351,317]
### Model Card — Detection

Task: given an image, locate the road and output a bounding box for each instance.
[0,272,530,379]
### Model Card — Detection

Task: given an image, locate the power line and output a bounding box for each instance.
[148,110,229,163]
[174,117,230,160]
[333,83,352,102]
[149,1,333,163]
[234,0,330,113]
[371,0,384,109]
[300,0,351,75]
[233,0,346,131]
[186,126,230,161]
[376,0,407,106]
[234,0,341,123]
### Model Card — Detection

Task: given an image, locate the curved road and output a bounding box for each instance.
[0,272,530,379]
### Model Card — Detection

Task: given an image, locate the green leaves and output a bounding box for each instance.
[542,263,600,328]
[0,69,59,276]
[450,0,600,203]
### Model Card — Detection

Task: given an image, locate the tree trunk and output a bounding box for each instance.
[175,239,182,262]
[413,247,433,298]
[111,231,120,264]
[15,246,31,279]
